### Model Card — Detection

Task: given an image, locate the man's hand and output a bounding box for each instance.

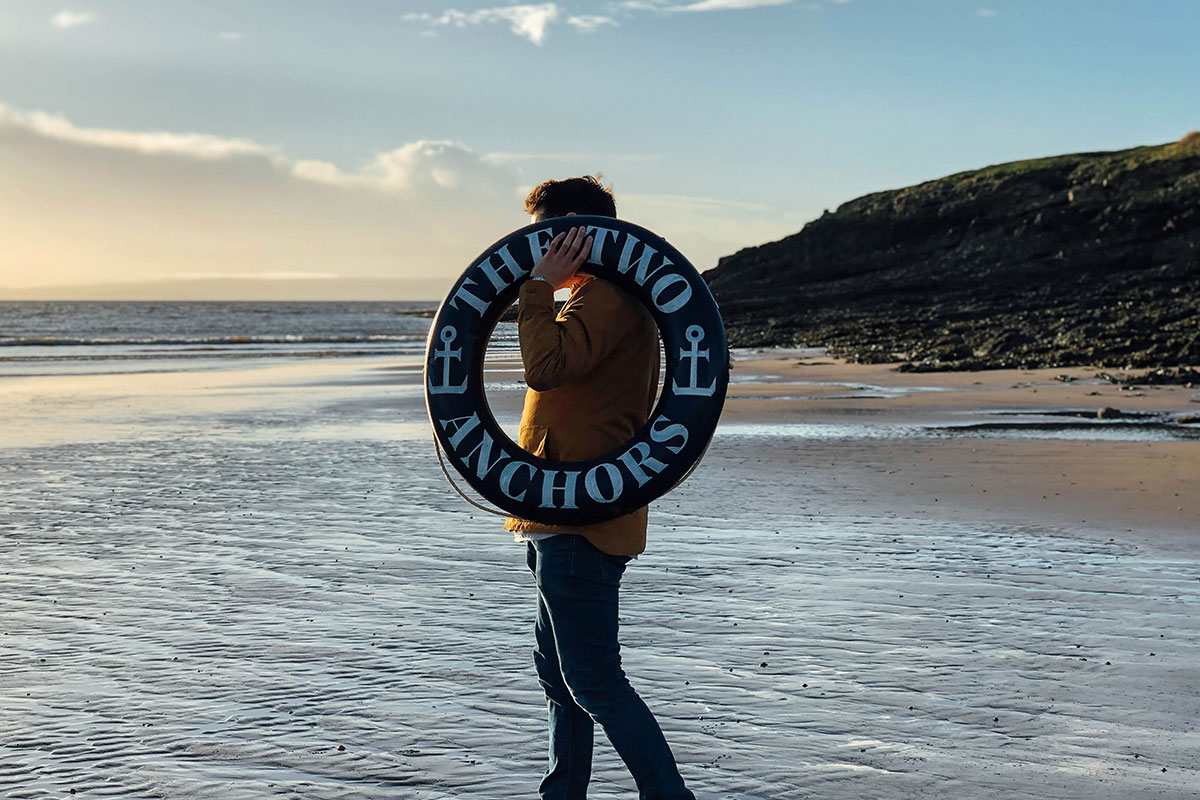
[531,226,594,290]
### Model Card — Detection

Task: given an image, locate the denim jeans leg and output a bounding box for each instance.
[530,536,694,800]
[529,543,594,799]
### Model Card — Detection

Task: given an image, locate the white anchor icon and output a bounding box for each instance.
[671,325,717,397]
[428,325,468,395]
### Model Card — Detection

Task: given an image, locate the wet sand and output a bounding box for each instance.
[723,351,1200,548]
[1,351,1197,798]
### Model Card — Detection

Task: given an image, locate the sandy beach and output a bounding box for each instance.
[2,348,1197,799]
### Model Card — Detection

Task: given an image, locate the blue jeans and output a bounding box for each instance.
[526,536,694,800]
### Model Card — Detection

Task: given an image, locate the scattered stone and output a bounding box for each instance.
[1100,367,1200,386]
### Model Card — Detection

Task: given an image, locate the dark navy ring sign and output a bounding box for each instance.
[425,216,729,526]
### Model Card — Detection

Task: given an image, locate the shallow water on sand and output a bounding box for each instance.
[1,358,1198,799]
[719,419,1200,442]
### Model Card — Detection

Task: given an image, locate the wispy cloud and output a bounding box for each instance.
[0,103,530,199]
[0,102,521,293]
[566,15,616,33]
[404,4,561,45]
[0,105,271,160]
[51,9,96,28]
[484,151,659,165]
[169,271,343,282]
[978,7,997,17]
[217,31,243,41]
[403,0,845,41]
[0,101,783,292]
[672,0,795,11]
[620,0,841,13]
[292,140,519,195]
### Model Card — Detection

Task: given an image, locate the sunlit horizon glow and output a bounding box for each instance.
[1,0,1195,300]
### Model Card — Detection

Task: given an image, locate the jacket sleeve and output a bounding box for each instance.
[517,279,630,392]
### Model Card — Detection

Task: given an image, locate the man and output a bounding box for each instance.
[506,176,695,800]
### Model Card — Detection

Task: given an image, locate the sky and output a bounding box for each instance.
[0,0,1196,300]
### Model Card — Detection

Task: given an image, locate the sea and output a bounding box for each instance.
[0,300,519,377]
[3,301,1195,443]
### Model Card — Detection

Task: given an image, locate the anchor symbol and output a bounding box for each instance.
[428,325,468,395]
[671,325,716,397]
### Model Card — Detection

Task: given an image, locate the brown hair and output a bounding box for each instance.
[524,174,616,219]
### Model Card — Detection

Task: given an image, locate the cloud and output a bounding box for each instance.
[0,102,788,297]
[404,4,561,45]
[619,0,842,13]
[0,103,521,296]
[978,7,997,17]
[483,151,659,165]
[218,31,243,41]
[566,15,617,33]
[51,9,96,28]
[0,105,272,160]
[672,0,794,11]
[168,271,343,282]
[0,103,513,197]
[293,140,518,197]
[402,0,841,41]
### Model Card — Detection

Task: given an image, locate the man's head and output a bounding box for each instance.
[524,175,616,222]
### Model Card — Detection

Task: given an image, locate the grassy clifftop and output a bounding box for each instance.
[705,133,1199,370]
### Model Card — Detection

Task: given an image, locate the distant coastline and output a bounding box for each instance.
[705,133,1200,372]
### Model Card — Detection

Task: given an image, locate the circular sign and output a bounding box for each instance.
[425,215,729,526]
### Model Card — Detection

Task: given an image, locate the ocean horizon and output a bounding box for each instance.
[0,301,522,378]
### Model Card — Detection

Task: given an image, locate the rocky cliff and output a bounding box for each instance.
[704,133,1200,370]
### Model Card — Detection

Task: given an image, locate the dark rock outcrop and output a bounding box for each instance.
[704,133,1200,369]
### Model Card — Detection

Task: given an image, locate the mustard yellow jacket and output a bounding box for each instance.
[503,276,660,556]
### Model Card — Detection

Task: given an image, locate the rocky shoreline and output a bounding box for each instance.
[704,133,1199,372]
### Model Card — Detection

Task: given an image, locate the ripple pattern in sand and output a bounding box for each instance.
[1,427,1198,799]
